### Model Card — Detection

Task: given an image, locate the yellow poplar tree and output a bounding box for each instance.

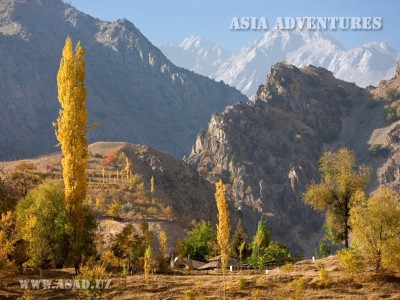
[54,37,88,266]
[125,157,132,180]
[150,176,155,194]
[215,180,230,300]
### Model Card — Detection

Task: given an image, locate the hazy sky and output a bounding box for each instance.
[68,0,399,51]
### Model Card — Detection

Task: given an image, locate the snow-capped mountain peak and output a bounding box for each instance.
[159,30,399,97]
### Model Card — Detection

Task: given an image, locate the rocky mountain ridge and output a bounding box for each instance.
[186,61,399,255]
[0,0,247,160]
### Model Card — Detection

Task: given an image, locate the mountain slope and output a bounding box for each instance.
[160,30,399,97]
[0,0,247,160]
[186,62,382,255]
[0,141,219,248]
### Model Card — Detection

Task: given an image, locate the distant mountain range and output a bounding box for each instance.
[159,31,400,97]
[0,0,246,160]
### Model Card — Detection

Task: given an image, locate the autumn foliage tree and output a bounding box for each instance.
[54,37,89,269]
[16,180,69,270]
[215,180,230,300]
[350,187,400,272]
[0,211,17,279]
[303,149,370,248]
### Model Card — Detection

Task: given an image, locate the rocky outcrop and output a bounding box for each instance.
[186,62,374,255]
[368,67,400,191]
[0,0,247,160]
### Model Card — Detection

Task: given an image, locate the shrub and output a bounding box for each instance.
[237,277,249,290]
[122,203,133,213]
[316,266,332,288]
[337,247,365,278]
[100,150,119,166]
[181,290,198,300]
[75,259,109,300]
[251,288,262,299]
[290,277,306,300]
[16,180,69,269]
[107,199,122,217]
[265,241,290,263]
[282,262,293,274]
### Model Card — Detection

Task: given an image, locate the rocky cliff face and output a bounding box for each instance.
[186,62,374,255]
[367,60,400,191]
[0,0,246,160]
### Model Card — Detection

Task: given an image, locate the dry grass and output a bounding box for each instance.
[1,256,399,299]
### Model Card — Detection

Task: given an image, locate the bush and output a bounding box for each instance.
[100,150,119,166]
[75,259,110,300]
[337,247,365,278]
[237,277,249,290]
[265,241,290,263]
[290,277,306,300]
[16,180,69,269]
[316,266,332,288]
[180,290,199,300]
[282,262,293,274]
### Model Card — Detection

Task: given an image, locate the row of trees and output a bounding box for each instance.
[182,218,290,266]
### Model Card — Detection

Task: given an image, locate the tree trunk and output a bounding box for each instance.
[375,251,381,272]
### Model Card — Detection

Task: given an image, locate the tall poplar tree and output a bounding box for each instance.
[215,180,230,300]
[54,37,88,269]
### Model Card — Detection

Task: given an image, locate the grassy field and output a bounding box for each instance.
[1,256,399,299]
